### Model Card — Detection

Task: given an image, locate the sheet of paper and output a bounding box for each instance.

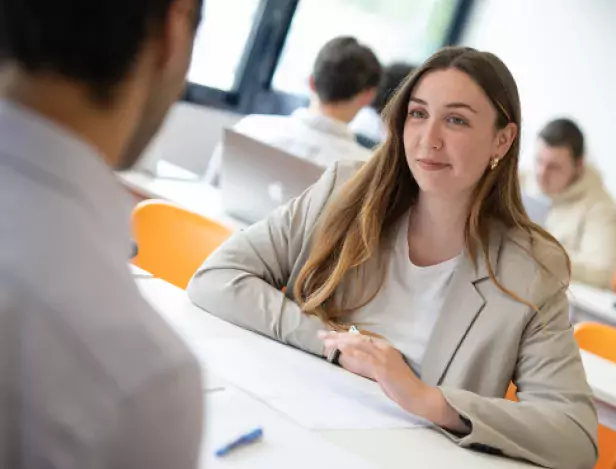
[267,395,433,430]
[203,370,228,392]
[194,337,382,399]
[193,337,430,430]
[201,387,377,469]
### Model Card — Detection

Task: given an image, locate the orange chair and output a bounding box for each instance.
[505,382,517,402]
[132,200,232,289]
[575,322,616,469]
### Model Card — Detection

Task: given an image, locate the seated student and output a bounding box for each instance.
[350,62,415,145]
[0,0,204,467]
[204,36,381,186]
[188,46,597,468]
[522,119,616,289]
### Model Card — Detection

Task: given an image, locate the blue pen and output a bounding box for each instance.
[215,427,263,457]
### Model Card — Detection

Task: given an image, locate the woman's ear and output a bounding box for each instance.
[495,122,518,159]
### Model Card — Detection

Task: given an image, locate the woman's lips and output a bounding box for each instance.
[417,159,451,171]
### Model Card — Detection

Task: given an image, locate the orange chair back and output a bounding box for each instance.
[132,200,232,289]
[576,322,616,362]
[575,322,616,469]
[505,382,518,402]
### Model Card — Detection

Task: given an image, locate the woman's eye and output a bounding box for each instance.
[408,109,427,118]
[447,116,468,126]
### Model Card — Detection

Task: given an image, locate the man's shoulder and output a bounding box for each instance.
[2,253,200,397]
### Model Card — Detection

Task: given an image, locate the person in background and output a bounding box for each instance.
[0,0,204,467]
[204,36,381,186]
[522,118,616,289]
[350,62,416,145]
[188,47,597,468]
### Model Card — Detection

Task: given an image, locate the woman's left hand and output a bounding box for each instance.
[319,330,430,412]
[319,330,469,433]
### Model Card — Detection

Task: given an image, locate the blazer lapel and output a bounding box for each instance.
[421,226,504,386]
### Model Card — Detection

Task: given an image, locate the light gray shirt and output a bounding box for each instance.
[0,100,203,469]
[204,107,372,186]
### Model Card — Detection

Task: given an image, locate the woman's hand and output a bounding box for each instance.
[319,330,427,404]
[319,330,470,433]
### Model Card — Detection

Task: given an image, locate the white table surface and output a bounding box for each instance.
[580,351,616,431]
[581,350,616,409]
[135,277,536,469]
[129,264,153,278]
[117,161,247,231]
[569,282,616,327]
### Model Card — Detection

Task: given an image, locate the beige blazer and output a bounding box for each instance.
[188,161,598,469]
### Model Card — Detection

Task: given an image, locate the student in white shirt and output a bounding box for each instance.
[0,0,204,467]
[350,62,415,145]
[188,46,597,468]
[204,36,381,186]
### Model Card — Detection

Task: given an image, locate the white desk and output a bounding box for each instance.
[117,161,247,231]
[569,282,616,327]
[581,350,616,430]
[129,264,153,278]
[136,277,534,468]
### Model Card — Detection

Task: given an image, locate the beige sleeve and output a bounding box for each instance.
[569,199,616,289]
[439,279,598,468]
[187,163,344,356]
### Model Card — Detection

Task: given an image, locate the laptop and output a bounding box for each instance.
[522,193,552,226]
[219,129,325,224]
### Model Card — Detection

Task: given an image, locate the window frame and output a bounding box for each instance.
[183,0,474,115]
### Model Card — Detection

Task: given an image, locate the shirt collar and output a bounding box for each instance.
[0,98,133,256]
[291,107,356,141]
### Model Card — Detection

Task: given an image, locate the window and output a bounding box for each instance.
[183,0,473,113]
[188,0,261,91]
[272,0,461,96]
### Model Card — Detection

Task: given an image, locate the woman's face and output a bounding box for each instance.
[403,68,516,198]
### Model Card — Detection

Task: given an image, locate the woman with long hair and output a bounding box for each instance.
[188,47,597,468]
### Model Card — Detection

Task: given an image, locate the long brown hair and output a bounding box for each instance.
[294,47,569,328]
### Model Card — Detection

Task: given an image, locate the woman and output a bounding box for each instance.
[188,47,597,468]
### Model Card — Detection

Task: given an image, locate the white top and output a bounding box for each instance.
[204,107,372,186]
[0,99,203,469]
[350,213,460,374]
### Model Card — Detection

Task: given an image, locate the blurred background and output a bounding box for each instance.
[144,0,616,200]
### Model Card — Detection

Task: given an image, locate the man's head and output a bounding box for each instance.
[309,37,381,121]
[535,118,585,195]
[0,0,202,170]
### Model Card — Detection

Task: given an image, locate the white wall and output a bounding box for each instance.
[141,101,242,175]
[462,0,616,197]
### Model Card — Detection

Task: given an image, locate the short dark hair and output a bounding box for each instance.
[312,37,381,104]
[0,0,203,103]
[538,118,585,161]
[372,63,415,114]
